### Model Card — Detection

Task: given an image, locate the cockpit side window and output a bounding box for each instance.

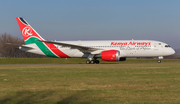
[165,45,170,48]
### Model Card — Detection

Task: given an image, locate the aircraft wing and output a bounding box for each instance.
[40,40,103,54]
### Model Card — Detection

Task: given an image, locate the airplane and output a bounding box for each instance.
[16,17,175,64]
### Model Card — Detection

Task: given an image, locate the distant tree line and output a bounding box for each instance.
[0,33,47,58]
[0,33,179,58]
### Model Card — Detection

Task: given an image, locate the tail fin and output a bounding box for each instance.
[16,17,45,44]
[16,17,70,58]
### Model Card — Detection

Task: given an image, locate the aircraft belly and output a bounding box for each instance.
[124,49,163,57]
[133,50,163,57]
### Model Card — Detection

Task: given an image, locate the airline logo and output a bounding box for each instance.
[22,26,33,37]
[111,42,151,46]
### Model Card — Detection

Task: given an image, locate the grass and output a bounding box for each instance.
[0,58,180,64]
[0,64,180,103]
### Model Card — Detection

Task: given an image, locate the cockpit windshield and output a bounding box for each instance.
[165,45,171,48]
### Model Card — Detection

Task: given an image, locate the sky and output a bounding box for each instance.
[0,0,180,48]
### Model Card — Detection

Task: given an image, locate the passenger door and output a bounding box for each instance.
[154,43,159,50]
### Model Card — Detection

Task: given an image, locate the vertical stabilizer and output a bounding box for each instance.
[16,17,45,44]
[16,17,70,58]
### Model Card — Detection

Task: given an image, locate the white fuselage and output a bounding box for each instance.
[21,40,175,58]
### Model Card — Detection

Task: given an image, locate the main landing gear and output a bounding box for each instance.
[86,59,100,64]
[86,54,100,64]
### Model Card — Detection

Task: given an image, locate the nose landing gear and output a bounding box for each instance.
[157,60,161,63]
[157,56,163,63]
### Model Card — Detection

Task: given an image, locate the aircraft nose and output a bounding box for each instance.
[171,48,175,55]
[164,48,175,56]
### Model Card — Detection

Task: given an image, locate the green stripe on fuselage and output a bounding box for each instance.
[25,37,58,58]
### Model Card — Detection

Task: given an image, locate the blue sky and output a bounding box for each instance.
[0,0,180,48]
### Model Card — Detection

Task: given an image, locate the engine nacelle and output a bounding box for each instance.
[101,50,120,61]
[101,50,126,61]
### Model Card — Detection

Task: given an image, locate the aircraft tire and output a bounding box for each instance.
[95,60,100,64]
[86,60,90,64]
[90,60,94,64]
[157,60,161,63]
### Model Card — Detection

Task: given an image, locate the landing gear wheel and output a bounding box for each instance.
[86,60,90,64]
[90,60,94,64]
[86,58,100,64]
[95,60,100,64]
[157,60,161,63]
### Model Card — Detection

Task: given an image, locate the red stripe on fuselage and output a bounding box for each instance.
[44,43,70,58]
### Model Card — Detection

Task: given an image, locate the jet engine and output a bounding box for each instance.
[101,50,126,61]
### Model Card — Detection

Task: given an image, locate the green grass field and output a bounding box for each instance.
[0,63,180,104]
[0,58,180,64]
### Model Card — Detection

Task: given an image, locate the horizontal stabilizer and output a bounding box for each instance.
[6,43,33,49]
